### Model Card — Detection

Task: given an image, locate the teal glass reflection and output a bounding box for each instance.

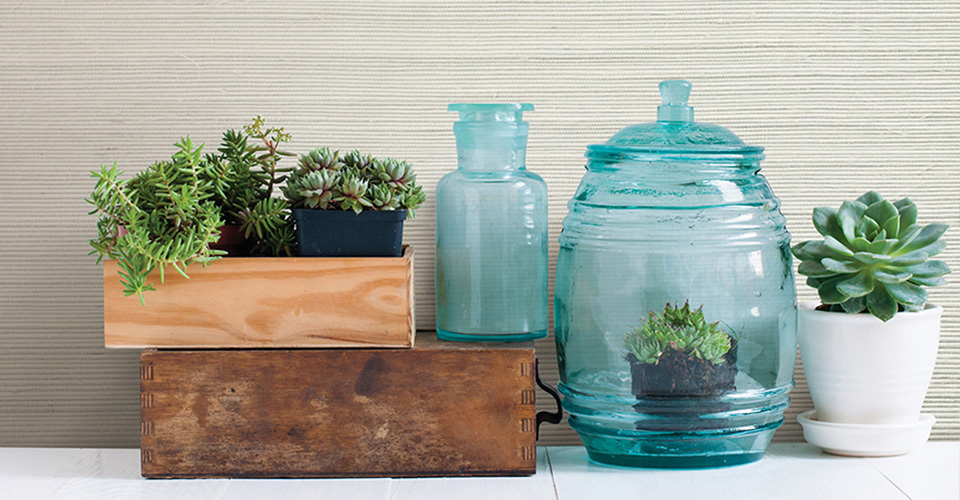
[435,103,548,342]
[554,81,797,468]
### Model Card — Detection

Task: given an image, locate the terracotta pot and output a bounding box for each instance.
[118,225,249,256]
[209,225,250,256]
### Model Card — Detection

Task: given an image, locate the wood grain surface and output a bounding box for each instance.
[104,247,415,348]
[139,339,537,478]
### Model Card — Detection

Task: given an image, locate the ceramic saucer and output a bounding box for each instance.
[797,410,934,457]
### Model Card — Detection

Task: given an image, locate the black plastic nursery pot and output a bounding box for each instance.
[292,209,407,257]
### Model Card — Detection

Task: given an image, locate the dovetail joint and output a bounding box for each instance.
[520,362,533,377]
[141,449,154,464]
[140,393,154,409]
[521,446,535,461]
[521,390,535,405]
[140,364,154,381]
[140,420,154,436]
[521,418,535,433]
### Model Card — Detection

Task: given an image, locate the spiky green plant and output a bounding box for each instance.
[792,191,951,322]
[203,121,296,256]
[624,301,733,366]
[88,118,298,304]
[283,149,425,217]
[87,138,224,305]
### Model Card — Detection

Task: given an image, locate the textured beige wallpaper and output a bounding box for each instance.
[0,0,957,448]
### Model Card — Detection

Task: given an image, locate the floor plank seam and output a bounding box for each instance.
[865,460,914,500]
[545,448,560,500]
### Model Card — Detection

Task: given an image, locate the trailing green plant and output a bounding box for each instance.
[87,138,225,305]
[624,301,734,366]
[792,191,951,322]
[282,149,425,216]
[87,118,297,304]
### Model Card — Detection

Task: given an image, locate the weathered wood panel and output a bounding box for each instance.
[140,338,537,478]
[105,247,415,348]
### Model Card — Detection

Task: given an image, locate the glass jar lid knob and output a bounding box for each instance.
[657,80,694,123]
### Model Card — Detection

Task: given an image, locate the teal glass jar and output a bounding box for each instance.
[435,104,549,342]
[554,81,797,468]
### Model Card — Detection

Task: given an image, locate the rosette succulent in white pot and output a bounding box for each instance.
[791,191,950,456]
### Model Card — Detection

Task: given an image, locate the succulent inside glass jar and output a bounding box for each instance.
[553,80,797,468]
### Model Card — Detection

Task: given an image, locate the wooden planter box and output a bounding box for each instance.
[104,247,415,348]
[139,337,538,478]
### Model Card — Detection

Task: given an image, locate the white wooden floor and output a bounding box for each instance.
[0,444,956,500]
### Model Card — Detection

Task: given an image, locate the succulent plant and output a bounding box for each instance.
[281,170,340,209]
[624,301,733,366]
[88,138,225,305]
[88,118,298,304]
[792,191,950,322]
[376,159,416,189]
[283,148,425,217]
[333,170,373,214]
[368,183,401,210]
[297,147,343,174]
[342,150,375,171]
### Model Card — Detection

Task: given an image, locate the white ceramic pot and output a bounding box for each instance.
[798,301,942,425]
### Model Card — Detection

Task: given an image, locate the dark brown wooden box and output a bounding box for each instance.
[140,336,537,478]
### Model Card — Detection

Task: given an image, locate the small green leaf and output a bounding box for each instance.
[922,239,947,258]
[812,207,840,239]
[837,271,874,298]
[888,248,930,266]
[898,223,949,254]
[882,216,900,240]
[817,276,849,304]
[866,239,897,255]
[840,296,866,314]
[824,235,855,257]
[893,198,917,235]
[851,237,871,251]
[856,191,884,206]
[852,252,892,265]
[874,269,912,284]
[904,260,951,278]
[798,260,837,278]
[822,257,861,273]
[892,224,921,252]
[855,216,880,239]
[885,281,928,306]
[910,276,947,287]
[792,241,828,261]
[838,201,867,243]
[864,200,898,229]
[866,284,897,322]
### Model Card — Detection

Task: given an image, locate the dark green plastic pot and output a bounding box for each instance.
[292,209,406,257]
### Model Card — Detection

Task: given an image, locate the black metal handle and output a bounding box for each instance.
[534,357,563,439]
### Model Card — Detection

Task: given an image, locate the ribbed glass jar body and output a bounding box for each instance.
[554,150,797,467]
[435,104,548,341]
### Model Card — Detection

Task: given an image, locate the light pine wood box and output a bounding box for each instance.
[103,247,415,348]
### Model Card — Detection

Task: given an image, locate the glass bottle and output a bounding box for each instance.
[435,103,548,342]
[554,81,797,467]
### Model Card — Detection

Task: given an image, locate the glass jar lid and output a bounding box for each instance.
[587,80,764,160]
